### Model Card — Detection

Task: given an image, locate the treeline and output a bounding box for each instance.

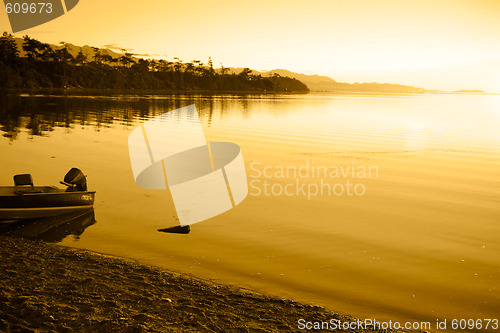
[0,33,309,92]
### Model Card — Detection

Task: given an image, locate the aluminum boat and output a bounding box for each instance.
[0,168,95,221]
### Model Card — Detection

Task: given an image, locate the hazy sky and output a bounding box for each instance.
[1,0,499,92]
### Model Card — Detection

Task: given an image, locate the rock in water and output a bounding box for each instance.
[158,225,191,234]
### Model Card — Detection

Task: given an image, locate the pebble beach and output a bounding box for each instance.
[0,235,398,332]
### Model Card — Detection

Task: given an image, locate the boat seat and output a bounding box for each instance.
[14,174,42,195]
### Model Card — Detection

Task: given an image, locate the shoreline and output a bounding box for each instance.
[0,87,310,96]
[2,88,494,97]
[0,234,402,332]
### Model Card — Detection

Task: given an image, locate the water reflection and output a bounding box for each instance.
[0,209,96,242]
[1,91,499,325]
[0,92,268,140]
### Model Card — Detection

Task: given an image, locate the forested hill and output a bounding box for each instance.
[0,33,309,92]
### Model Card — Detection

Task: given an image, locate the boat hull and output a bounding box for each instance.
[0,206,94,221]
[0,187,95,221]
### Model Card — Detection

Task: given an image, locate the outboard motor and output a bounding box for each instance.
[61,168,88,192]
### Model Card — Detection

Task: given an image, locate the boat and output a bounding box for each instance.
[0,168,95,221]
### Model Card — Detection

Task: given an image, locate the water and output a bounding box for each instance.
[1,92,499,328]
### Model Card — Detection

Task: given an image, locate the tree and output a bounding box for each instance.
[55,42,74,63]
[149,59,159,72]
[109,57,119,66]
[133,58,150,72]
[92,47,102,64]
[55,48,73,63]
[39,43,55,61]
[22,36,54,61]
[22,35,43,59]
[207,56,214,76]
[193,60,205,75]
[239,67,252,78]
[220,63,228,75]
[101,53,113,65]
[185,61,195,73]
[0,32,19,61]
[155,59,172,72]
[75,50,87,65]
[118,48,134,68]
[173,57,183,71]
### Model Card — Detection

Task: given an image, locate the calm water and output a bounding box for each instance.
[1,92,499,328]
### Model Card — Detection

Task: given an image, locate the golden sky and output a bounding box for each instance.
[1,0,500,92]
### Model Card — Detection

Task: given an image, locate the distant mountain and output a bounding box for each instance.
[224,68,425,93]
[261,69,426,93]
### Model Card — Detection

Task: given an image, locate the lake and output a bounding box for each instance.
[1,92,499,328]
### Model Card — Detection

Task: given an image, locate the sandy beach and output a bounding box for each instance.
[0,235,401,333]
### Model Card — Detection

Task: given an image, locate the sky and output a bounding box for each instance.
[1,0,500,92]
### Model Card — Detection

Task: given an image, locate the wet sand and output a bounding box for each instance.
[0,235,398,333]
